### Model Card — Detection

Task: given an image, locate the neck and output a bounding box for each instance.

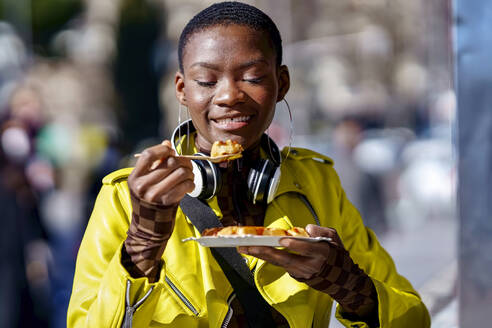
[194,134,213,154]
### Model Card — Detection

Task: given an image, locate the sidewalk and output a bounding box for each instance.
[431,298,458,328]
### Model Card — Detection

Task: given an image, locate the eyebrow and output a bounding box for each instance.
[189,58,270,71]
[238,59,269,69]
[189,62,220,70]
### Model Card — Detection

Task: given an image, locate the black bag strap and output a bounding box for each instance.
[179,195,276,328]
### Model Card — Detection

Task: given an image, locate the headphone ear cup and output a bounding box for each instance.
[266,166,281,204]
[247,159,279,204]
[187,157,222,200]
[246,163,261,203]
[187,161,205,198]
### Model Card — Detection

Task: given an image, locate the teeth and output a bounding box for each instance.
[216,116,251,124]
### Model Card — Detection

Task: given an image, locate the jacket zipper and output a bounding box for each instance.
[221,293,236,328]
[165,276,199,316]
[122,280,154,328]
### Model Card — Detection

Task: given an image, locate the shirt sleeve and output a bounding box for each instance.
[335,187,431,328]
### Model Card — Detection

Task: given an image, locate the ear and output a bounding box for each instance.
[175,71,187,106]
[276,65,290,102]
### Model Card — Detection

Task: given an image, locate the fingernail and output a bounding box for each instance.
[305,224,315,233]
[279,238,289,247]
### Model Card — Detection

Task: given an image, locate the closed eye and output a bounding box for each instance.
[195,80,216,87]
[242,77,263,84]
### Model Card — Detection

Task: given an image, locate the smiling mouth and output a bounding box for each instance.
[213,115,252,127]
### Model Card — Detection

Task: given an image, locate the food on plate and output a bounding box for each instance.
[210,140,244,159]
[201,226,309,237]
[286,227,309,237]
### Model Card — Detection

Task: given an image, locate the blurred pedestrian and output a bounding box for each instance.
[0,85,51,328]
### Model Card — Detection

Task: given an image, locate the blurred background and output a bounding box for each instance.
[0,0,456,327]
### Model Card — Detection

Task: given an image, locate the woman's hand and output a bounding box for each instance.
[240,224,344,279]
[238,224,378,321]
[123,141,195,282]
[128,140,195,206]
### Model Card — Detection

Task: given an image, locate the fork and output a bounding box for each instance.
[134,153,242,170]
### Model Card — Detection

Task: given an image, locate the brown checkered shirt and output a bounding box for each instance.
[122,191,177,282]
[292,244,379,325]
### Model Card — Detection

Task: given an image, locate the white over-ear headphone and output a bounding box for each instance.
[171,120,282,204]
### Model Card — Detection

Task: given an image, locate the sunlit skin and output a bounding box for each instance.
[175,24,290,151]
[127,24,375,318]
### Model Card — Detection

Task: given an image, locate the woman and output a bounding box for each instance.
[67,2,430,327]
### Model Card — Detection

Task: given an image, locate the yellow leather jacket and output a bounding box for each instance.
[67,147,430,328]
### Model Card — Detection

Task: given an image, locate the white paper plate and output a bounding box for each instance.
[181,235,332,247]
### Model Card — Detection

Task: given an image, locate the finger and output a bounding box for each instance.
[134,145,174,175]
[238,246,308,268]
[157,140,191,169]
[131,157,184,197]
[143,165,194,201]
[160,179,195,205]
[173,155,193,170]
[150,159,163,171]
[151,150,193,171]
[143,178,195,205]
[143,168,194,204]
[279,237,340,259]
[133,143,175,176]
[305,224,336,237]
[238,246,324,279]
[159,166,194,194]
[305,224,344,246]
[162,140,172,148]
[152,155,188,171]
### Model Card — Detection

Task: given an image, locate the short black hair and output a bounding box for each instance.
[178,1,282,72]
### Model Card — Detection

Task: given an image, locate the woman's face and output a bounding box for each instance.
[175,24,290,151]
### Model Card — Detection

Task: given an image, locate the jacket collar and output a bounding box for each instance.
[274,149,307,198]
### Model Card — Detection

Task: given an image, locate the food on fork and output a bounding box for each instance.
[134,139,244,168]
[201,226,309,237]
[210,140,244,159]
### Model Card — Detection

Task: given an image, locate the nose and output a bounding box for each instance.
[213,78,245,107]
